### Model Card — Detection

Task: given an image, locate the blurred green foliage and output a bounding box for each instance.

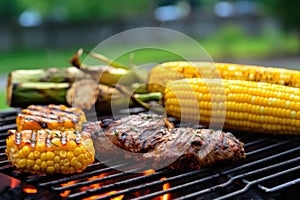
[0,0,152,22]
[261,0,300,31]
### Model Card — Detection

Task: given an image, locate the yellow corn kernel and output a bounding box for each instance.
[35,159,41,165]
[27,152,34,160]
[76,162,83,169]
[5,128,95,174]
[27,159,35,167]
[54,163,60,170]
[68,141,77,151]
[70,157,78,167]
[54,156,60,163]
[33,151,41,158]
[41,161,47,169]
[36,143,45,152]
[164,78,300,135]
[63,159,70,166]
[73,147,82,156]
[67,152,74,160]
[46,152,55,160]
[17,158,27,168]
[41,152,47,161]
[148,61,300,93]
[59,151,67,158]
[22,146,30,157]
[47,166,55,173]
[33,164,40,171]
[47,160,54,166]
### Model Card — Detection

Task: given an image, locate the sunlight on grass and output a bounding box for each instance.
[0,90,9,109]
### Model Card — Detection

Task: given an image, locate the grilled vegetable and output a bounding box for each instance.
[16,104,87,132]
[148,61,300,92]
[164,78,300,134]
[5,129,95,174]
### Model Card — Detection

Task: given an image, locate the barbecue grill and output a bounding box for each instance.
[0,108,299,200]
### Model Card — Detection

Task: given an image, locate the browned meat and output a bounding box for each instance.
[88,113,245,170]
[143,128,246,169]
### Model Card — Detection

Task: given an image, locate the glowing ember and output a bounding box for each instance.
[60,174,124,200]
[10,178,20,188]
[60,180,77,197]
[22,186,37,194]
[144,169,155,176]
[83,191,124,200]
[160,177,171,200]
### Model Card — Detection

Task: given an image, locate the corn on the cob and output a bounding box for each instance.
[164,78,300,134]
[16,104,87,132]
[148,61,300,93]
[5,129,95,174]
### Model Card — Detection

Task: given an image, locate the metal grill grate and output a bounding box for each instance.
[0,109,299,200]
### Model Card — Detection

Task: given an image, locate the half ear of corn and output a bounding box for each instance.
[6,129,95,174]
[148,61,300,93]
[164,78,300,135]
[16,104,87,132]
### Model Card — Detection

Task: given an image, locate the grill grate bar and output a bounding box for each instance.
[133,174,220,200]
[0,125,16,133]
[0,109,19,118]
[258,177,300,193]
[0,116,17,126]
[66,169,171,200]
[73,170,209,200]
[0,109,300,199]
[173,156,300,200]
[103,169,214,200]
[243,137,269,147]
[213,165,300,200]
[0,139,6,143]
[0,146,6,151]
[38,162,132,187]
[0,160,9,165]
[223,146,300,175]
[53,166,146,192]
[246,139,292,156]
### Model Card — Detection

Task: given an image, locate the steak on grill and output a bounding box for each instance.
[88,113,246,170]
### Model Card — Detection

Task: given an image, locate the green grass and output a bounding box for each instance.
[0,90,8,109]
[0,49,77,73]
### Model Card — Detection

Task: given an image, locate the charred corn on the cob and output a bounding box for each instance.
[16,104,87,132]
[6,129,95,174]
[164,78,300,134]
[148,61,300,92]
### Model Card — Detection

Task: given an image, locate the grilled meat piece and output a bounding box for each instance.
[87,113,167,161]
[90,113,245,170]
[143,128,246,169]
[6,129,95,174]
[16,104,87,131]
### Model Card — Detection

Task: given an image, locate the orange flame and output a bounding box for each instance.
[144,169,155,176]
[10,178,20,188]
[60,180,77,197]
[160,178,171,200]
[83,190,124,200]
[23,186,37,194]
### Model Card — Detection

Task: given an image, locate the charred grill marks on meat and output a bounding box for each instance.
[88,113,246,170]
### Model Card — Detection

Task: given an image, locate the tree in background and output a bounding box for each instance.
[0,0,152,23]
[261,0,300,53]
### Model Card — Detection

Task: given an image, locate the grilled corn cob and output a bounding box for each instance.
[164,78,300,134]
[6,129,95,174]
[16,104,87,132]
[148,61,300,92]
